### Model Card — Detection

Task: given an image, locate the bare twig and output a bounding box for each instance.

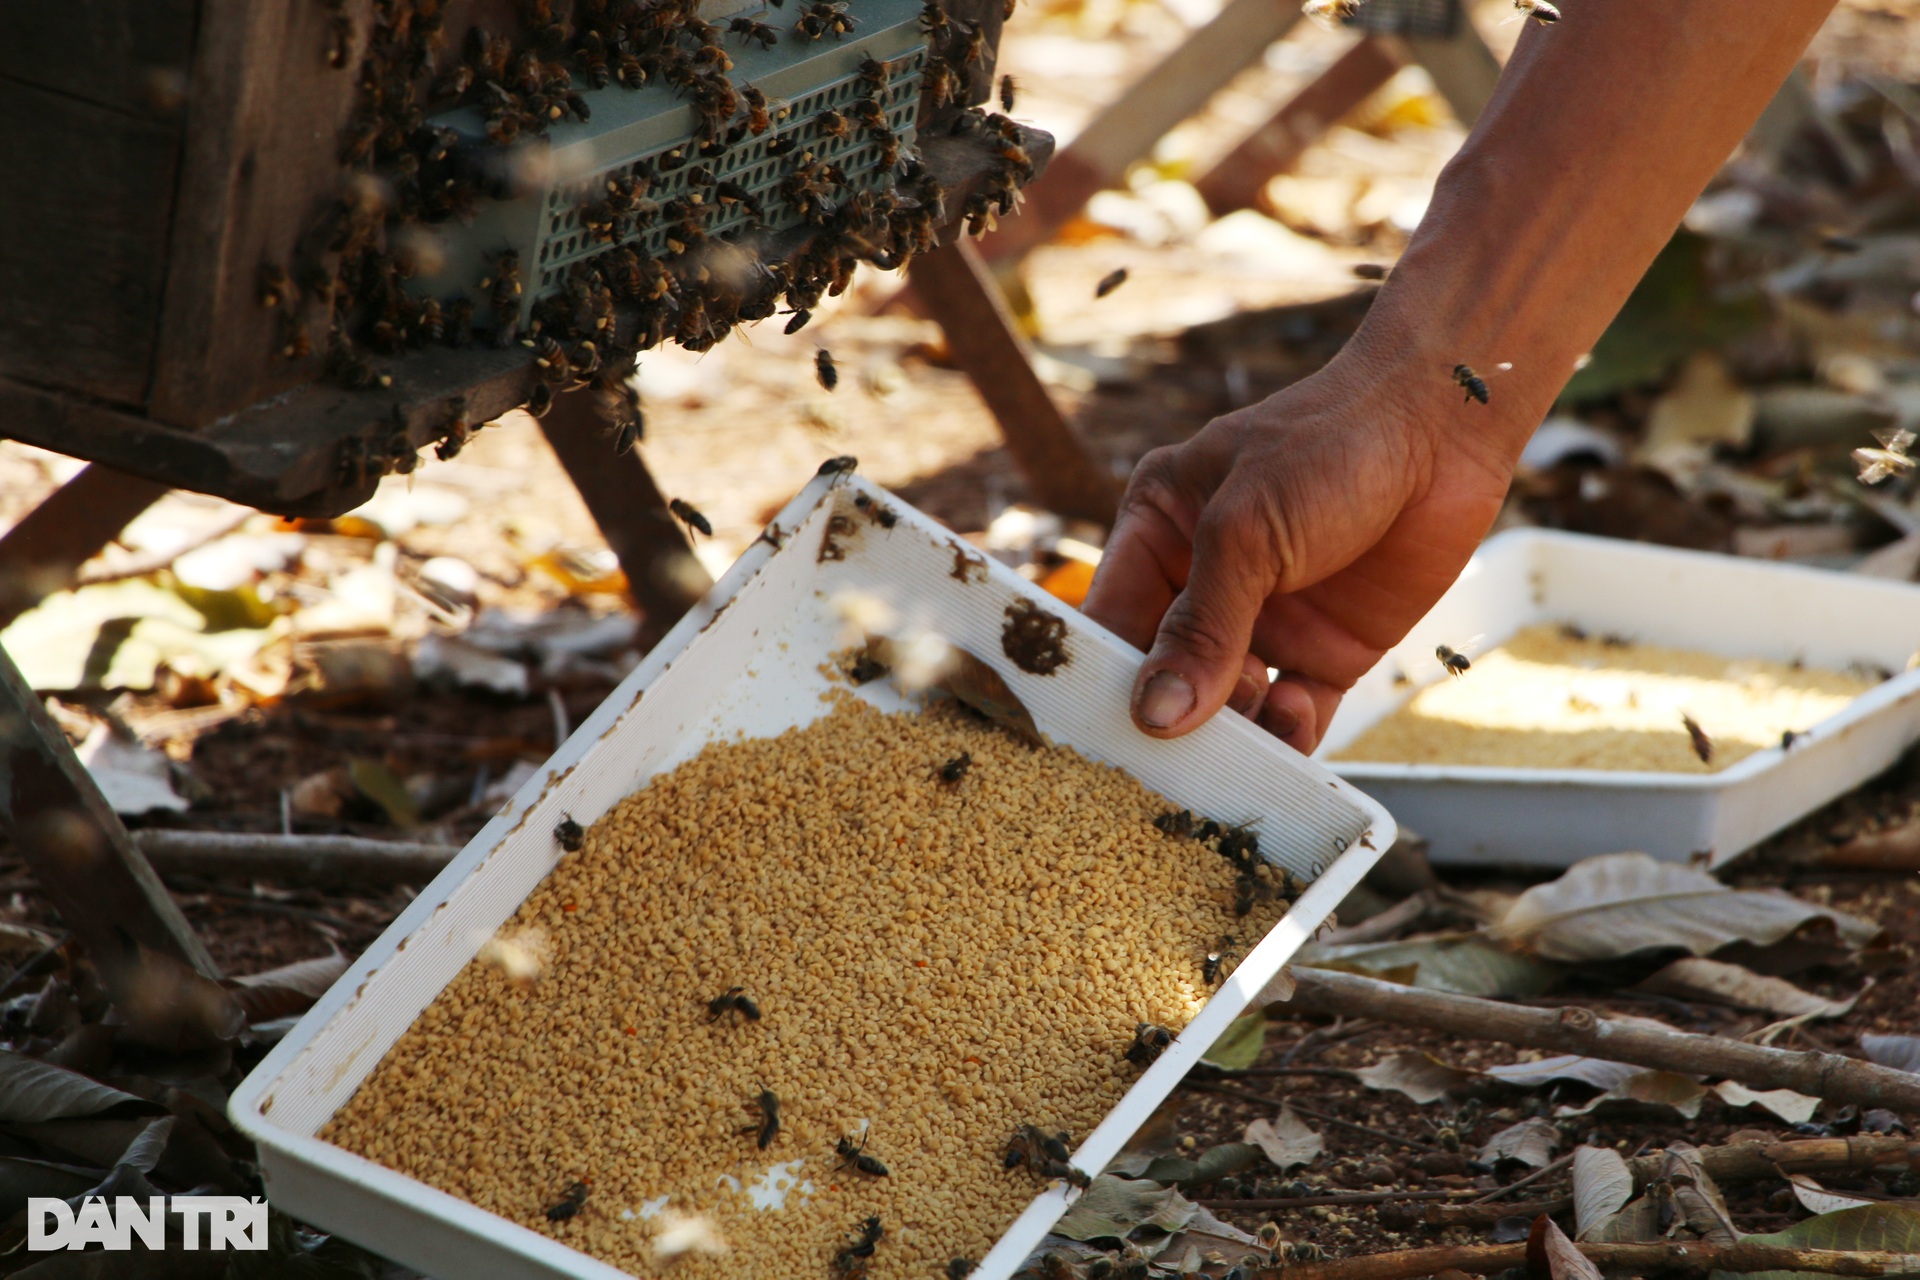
[135,830,456,887]
[1200,1188,1483,1211]
[1412,1197,1572,1228]
[1200,1065,1361,1083]
[1178,1080,1452,1154]
[1468,1152,1575,1204]
[1249,1239,1920,1280]
[1626,1136,1920,1187]
[1276,967,1920,1113]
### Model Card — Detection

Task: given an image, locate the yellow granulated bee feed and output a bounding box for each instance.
[323,694,1295,1278]
[1330,625,1876,773]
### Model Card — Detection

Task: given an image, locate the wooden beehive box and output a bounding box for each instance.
[0,0,1030,517]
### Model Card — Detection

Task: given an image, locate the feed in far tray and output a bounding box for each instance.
[1331,625,1878,773]
[323,694,1305,1278]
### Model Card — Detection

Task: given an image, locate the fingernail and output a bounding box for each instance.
[1139,671,1196,729]
[1230,673,1260,716]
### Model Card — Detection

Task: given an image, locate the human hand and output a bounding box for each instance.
[1081,349,1518,753]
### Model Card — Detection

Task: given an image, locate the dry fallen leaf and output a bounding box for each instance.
[1355,1051,1477,1105]
[1571,1145,1634,1240]
[1479,1117,1559,1170]
[1711,1080,1820,1125]
[1243,1106,1322,1172]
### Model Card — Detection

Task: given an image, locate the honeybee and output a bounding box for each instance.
[1286,1243,1327,1263]
[1153,809,1199,839]
[1352,262,1390,281]
[1093,267,1129,298]
[920,0,950,38]
[553,815,584,851]
[1124,1022,1174,1067]
[1436,644,1471,678]
[946,1261,976,1280]
[784,308,813,334]
[939,753,972,785]
[706,986,762,1023]
[836,1133,890,1176]
[1301,0,1361,22]
[434,396,472,461]
[744,1087,780,1148]
[669,498,713,537]
[818,455,858,475]
[1203,935,1239,984]
[545,1180,589,1222]
[815,348,839,391]
[852,492,897,528]
[325,9,354,68]
[1041,1160,1091,1190]
[730,15,780,46]
[999,74,1016,111]
[276,312,311,360]
[1682,713,1714,764]
[1510,0,1560,22]
[1854,428,1917,485]
[1452,362,1505,404]
[1781,729,1801,751]
[816,108,851,141]
[524,382,554,417]
[832,1215,883,1277]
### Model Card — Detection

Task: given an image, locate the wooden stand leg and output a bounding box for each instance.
[977,0,1303,265]
[535,390,712,644]
[909,239,1122,526]
[0,639,220,984]
[1379,18,1504,130]
[1193,38,1407,217]
[0,464,170,627]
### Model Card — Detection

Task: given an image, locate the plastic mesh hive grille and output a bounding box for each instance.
[533,52,925,294]
[1344,0,1457,37]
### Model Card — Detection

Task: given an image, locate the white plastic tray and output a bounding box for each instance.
[230,474,1394,1280]
[1316,528,1920,868]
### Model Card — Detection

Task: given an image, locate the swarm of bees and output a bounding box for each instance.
[284,0,1037,481]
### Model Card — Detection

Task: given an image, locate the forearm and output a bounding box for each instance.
[1342,0,1836,464]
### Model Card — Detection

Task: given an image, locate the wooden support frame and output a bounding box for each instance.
[0,640,220,987]
[0,466,170,628]
[536,391,714,645]
[908,239,1121,525]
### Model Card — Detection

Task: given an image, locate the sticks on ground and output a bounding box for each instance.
[135,830,456,887]
[1252,1239,1920,1280]
[1275,967,1920,1114]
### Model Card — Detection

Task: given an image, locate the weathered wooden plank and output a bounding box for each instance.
[1193,38,1405,216]
[0,80,180,407]
[979,0,1301,262]
[909,238,1119,524]
[1378,20,1503,130]
[149,0,372,428]
[0,0,198,121]
[0,466,170,627]
[0,643,221,984]
[537,392,713,645]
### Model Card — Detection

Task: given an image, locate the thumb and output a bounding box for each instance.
[1132,506,1278,737]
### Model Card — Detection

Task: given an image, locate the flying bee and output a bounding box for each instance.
[999,74,1016,111]
[544,1179,589,1222]
[836,1133,890,1176]
[1454,361,1511,404]
[1682,713,1714,765]
[1353,262,1390,280]
[553,815,584,851]
[939,753,972,786]
[1436,644,1471,678]
[1301,0,1361,23]
[815,348,839,391]
[1124,1022,1174,1067]
[730,15,780,46]
[1203,935,1240,984]
[1508,0,1560,22]
[1095,267,1129,298]
[707,986,762,1023]
[819,455,858,475]
[668,498,713,537]
[1854,428,1917,484]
